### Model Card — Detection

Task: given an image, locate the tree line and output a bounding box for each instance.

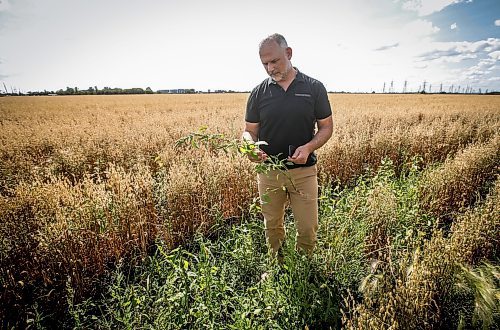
[12,86,155,96]
[56,86,154,95]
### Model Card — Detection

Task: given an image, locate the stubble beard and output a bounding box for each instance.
[270,62,293,82]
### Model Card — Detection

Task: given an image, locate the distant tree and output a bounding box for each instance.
[145,87,153,94]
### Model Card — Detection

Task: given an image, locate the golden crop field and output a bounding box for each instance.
[1,94,499,328]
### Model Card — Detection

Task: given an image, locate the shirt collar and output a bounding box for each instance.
[267,67,303,85]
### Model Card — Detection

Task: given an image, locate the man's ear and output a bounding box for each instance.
[286,47,292,60]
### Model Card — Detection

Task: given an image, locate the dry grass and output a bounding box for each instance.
[418,136,500,218]
[1,93,499,325]
[321,95,499,184]
[345,179,500,330]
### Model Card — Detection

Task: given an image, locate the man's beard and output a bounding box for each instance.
[270,64,292,82]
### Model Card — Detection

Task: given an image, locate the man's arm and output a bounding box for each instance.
[243,122,268,162]
[243,122,259,142]
[288,115,333,164]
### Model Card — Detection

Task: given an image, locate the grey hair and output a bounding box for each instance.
[259,33,288,50]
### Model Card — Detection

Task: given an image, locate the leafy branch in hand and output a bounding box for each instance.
[174,127,290,175]
[174,127,299,216]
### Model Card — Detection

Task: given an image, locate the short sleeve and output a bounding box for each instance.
[245,87,260,123]
[314,83,332,120]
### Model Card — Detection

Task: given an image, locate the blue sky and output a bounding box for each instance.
[0,0,499,93]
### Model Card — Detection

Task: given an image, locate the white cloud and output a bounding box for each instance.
[402,0,466,16]
[417,39,500,63]
[483,38,500,52]
[403,19,440,37]
[450,22,458,30]
[477,58,497,68]
[495,19,500,26]
[489,51,500,60]
[0,0,10,12]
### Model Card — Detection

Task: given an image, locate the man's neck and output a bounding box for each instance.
[277,67,297,91]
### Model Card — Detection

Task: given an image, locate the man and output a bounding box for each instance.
[243,33,333,257]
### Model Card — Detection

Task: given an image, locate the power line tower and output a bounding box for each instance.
[429,84,432,93]
[422,80,427,93]
[382,82,386,93]
[439,83,443,93]
[403,80,407,93]
[390,80,394,93]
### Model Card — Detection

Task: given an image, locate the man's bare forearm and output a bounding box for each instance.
[243,122,260,142]
[303,116,333,153]
[304,129,331,152]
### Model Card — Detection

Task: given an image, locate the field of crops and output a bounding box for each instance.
[1,94,499,329]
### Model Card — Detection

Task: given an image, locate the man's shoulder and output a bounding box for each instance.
[297,71,325,89]
[252,78,271,90]
[249,78,272,97]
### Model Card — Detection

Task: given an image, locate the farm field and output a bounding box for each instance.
[0,94,499,329]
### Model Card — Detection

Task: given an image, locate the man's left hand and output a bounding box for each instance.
[287,145,311,164]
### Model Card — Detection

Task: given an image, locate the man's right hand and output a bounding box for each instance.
[242,129,268,163]
[249,149,268,163]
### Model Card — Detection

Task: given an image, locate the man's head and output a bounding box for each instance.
[259,33,293,82]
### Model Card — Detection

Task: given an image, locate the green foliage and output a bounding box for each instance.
[70,219,342,329]
[68,158,442,329]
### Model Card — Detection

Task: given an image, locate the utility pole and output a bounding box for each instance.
[382,82,386,93]
[403,80,407,93]
[2,82,7,94]
[390,80,394,93]
[429,84,432,93]
[422,80,427,93]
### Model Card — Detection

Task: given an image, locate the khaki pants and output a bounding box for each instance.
[257,165,318,255]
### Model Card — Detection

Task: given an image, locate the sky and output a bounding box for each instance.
[0,0,499,93]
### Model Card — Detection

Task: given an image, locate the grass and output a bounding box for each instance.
[1,94,499,328]
[60,158,499,329]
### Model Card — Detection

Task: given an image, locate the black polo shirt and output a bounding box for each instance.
[245,69,332,168]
